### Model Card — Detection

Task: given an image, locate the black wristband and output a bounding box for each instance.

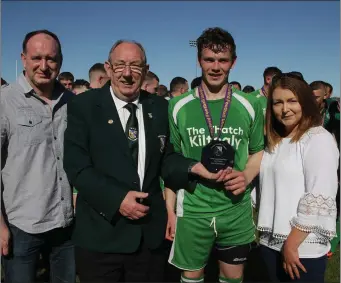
[188,161,199,174]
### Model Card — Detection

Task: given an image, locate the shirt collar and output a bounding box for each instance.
[110,86,140,111]
[17,72,66,99]
[17,72,34,94]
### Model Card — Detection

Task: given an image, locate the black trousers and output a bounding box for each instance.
[260,245,327,282]
[75,238,169,282]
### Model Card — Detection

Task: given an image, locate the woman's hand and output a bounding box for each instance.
[282,240,307,280]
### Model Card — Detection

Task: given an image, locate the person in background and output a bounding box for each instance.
[168,76,189,99]
[322,81,340,118]
[288,71,304,81]
[190,76,202,89]
[157,84,168,97]
[310,80,340,259]
[89,63,109,89]
[323,81,333,99]
[257,73,338,282]
[58,71,74,90]
[309,81,329,127]
[141,71,159,94]
[316,82,340,259]
[230,80,241,91]
[242,85,255,93]
[251,66,282,116]
[326,97,340,259]
[72,79,90,95]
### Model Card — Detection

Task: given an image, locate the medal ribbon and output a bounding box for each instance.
[261,86,267,97]
[198,84,232,140]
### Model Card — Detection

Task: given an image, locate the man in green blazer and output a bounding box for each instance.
[64,40,225,282]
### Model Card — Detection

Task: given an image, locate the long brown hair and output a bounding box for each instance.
[266,75,322,152]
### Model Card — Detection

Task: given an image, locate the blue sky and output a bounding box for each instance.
[2,1,340,96]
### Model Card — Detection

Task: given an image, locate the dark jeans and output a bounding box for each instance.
[75,238,169,282]
[260,245,327,282]
[3,224,76,283]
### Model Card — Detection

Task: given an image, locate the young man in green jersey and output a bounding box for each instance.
[250,66,282,116]
[324,81,333,99]
[326,98,340,259]
[310,81,330,127]
[165,27,264,283]
[313,81,340,258]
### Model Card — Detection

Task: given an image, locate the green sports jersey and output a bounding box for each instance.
[168,88,264,218]
[160,178,165,191]
[325,98,340,125]
[250,89,267,117]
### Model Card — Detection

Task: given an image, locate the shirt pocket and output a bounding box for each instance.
[16,109,45,146]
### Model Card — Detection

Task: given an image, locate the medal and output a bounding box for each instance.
[198,84,235,173]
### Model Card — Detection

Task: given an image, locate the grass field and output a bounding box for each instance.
[325,245,340,283]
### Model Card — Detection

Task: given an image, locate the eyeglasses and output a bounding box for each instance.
[111,62,145,74]
[271,72,305,86]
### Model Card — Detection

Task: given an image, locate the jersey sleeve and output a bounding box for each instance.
[248,98,265,154]
[168,100,182,153]
[291,131,339,240]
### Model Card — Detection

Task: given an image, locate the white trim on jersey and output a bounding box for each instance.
[168,217,177,264]
[172,95,195,125]
[232,93,255,121]
[176,189,185,217]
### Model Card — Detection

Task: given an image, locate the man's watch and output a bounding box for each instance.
[188,162,199,174]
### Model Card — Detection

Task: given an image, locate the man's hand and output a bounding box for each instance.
[190,163,230,182]
[224,170,248,195]
[119,191,150,220]
[1,222,10,256]
[165,210,177,241]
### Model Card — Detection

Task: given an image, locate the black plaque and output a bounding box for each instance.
[201,140,235,173]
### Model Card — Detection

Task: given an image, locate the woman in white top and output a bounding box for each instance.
[256,73,339,282]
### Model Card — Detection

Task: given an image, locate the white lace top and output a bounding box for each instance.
[256,126,339,258]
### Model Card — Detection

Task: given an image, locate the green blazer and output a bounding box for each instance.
[64,83,194,253]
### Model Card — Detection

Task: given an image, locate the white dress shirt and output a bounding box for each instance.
[257,126,339,258]
[110,87,146,190]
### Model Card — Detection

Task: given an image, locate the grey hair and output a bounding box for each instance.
[107,40,147,64]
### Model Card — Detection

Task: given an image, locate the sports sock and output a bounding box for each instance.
[180,274,204,283]
[219,275,243,283]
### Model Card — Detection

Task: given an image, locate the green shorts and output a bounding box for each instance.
[168,209,255,271]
